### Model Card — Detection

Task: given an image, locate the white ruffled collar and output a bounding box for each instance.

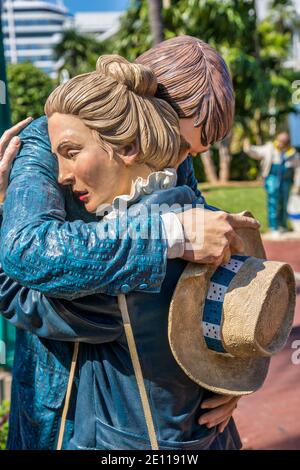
[96,168,177,217]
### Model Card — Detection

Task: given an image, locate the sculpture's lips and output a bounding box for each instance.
[74,190,89,202]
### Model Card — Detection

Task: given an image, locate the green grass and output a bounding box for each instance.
[200,184,268,233]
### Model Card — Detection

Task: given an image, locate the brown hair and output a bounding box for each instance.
[45,55,190,169]
[136,35,235,147]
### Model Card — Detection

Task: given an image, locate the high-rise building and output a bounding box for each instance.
[74,11,123,41]
[2,1,124,78]
[2,0,70,78]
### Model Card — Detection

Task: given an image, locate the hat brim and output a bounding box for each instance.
[168,225,270,396]
[168,262,270,396]
[235,211,266,259]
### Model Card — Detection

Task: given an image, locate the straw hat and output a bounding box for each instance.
[168,218,296,395]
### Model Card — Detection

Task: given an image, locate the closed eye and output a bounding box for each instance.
[56,141,82,159]
[67,150,80,159]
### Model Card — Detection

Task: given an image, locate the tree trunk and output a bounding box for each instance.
[218,137,232,182]
[148,0,164,45]
[201,149,218,184]
[254,108,263,145]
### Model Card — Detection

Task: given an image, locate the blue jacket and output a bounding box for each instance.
[0,118,241,450]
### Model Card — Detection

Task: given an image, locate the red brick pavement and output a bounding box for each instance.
[234,239,300,450]
[263,239,300,273]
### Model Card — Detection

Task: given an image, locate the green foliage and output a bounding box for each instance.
[192,155,207,183]
[7,62,54,124]
[203,185,268,232]
[0,401,9,450]
[229,152,260,181]
[54,29,110,78]
[193,151,260,183]
[107,1,152,61]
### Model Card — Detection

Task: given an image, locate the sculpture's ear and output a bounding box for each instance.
[116,140,140,166]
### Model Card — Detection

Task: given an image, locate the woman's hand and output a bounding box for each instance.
[198,393,241,433]
[0,117,33,203]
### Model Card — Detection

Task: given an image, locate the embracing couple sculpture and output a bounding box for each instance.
[0,36,295,450]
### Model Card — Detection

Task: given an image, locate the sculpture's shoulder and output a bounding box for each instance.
[12,115,58,178]
[20,115,50,146]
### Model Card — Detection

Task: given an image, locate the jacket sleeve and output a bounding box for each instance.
[246,143,270,160]
[0,267,123,343]
[0,117,168,299]
[176,155,220,211]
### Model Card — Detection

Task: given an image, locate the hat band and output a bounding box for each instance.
[202,255,250,356]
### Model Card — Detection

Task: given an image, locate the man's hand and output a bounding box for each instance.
[0,117,33,203]
[177,208,260,266]
[199,393,240,433]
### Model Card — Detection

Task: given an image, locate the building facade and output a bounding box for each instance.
[1,1,123,78]
[74,11,122,41]
[2,0,70,78]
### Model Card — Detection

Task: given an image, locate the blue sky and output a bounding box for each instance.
[63,0,129,13]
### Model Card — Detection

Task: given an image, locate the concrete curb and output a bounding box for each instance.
[262,232,300,241]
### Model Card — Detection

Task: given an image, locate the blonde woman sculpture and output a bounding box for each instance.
[28,54,241,450]
[31,53,294,451]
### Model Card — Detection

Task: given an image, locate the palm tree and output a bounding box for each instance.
[147,0,164,45]
[54,29,107,78]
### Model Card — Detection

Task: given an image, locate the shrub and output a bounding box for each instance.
[0,401,9,450]
[7,62,54,124]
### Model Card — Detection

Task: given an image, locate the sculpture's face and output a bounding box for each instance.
[48,112,207,215]
[179,118,209,156]
[48,113,128,213]
[276,132,290,151]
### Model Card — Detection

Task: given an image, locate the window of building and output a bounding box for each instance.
[2,19,64,27]
[18,55,53,63]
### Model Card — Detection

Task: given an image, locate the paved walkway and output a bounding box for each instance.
[234,238,300,450]
[262,236,300,273]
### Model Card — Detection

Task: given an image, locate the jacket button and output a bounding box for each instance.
[139,283,148,290]
[121,284,130,294]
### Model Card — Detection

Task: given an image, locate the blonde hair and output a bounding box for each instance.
[45,55,190,169]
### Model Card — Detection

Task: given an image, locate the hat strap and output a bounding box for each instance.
[118,294,159,450]
[202,255,250,355]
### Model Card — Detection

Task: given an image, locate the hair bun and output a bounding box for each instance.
[96,54,157,97]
